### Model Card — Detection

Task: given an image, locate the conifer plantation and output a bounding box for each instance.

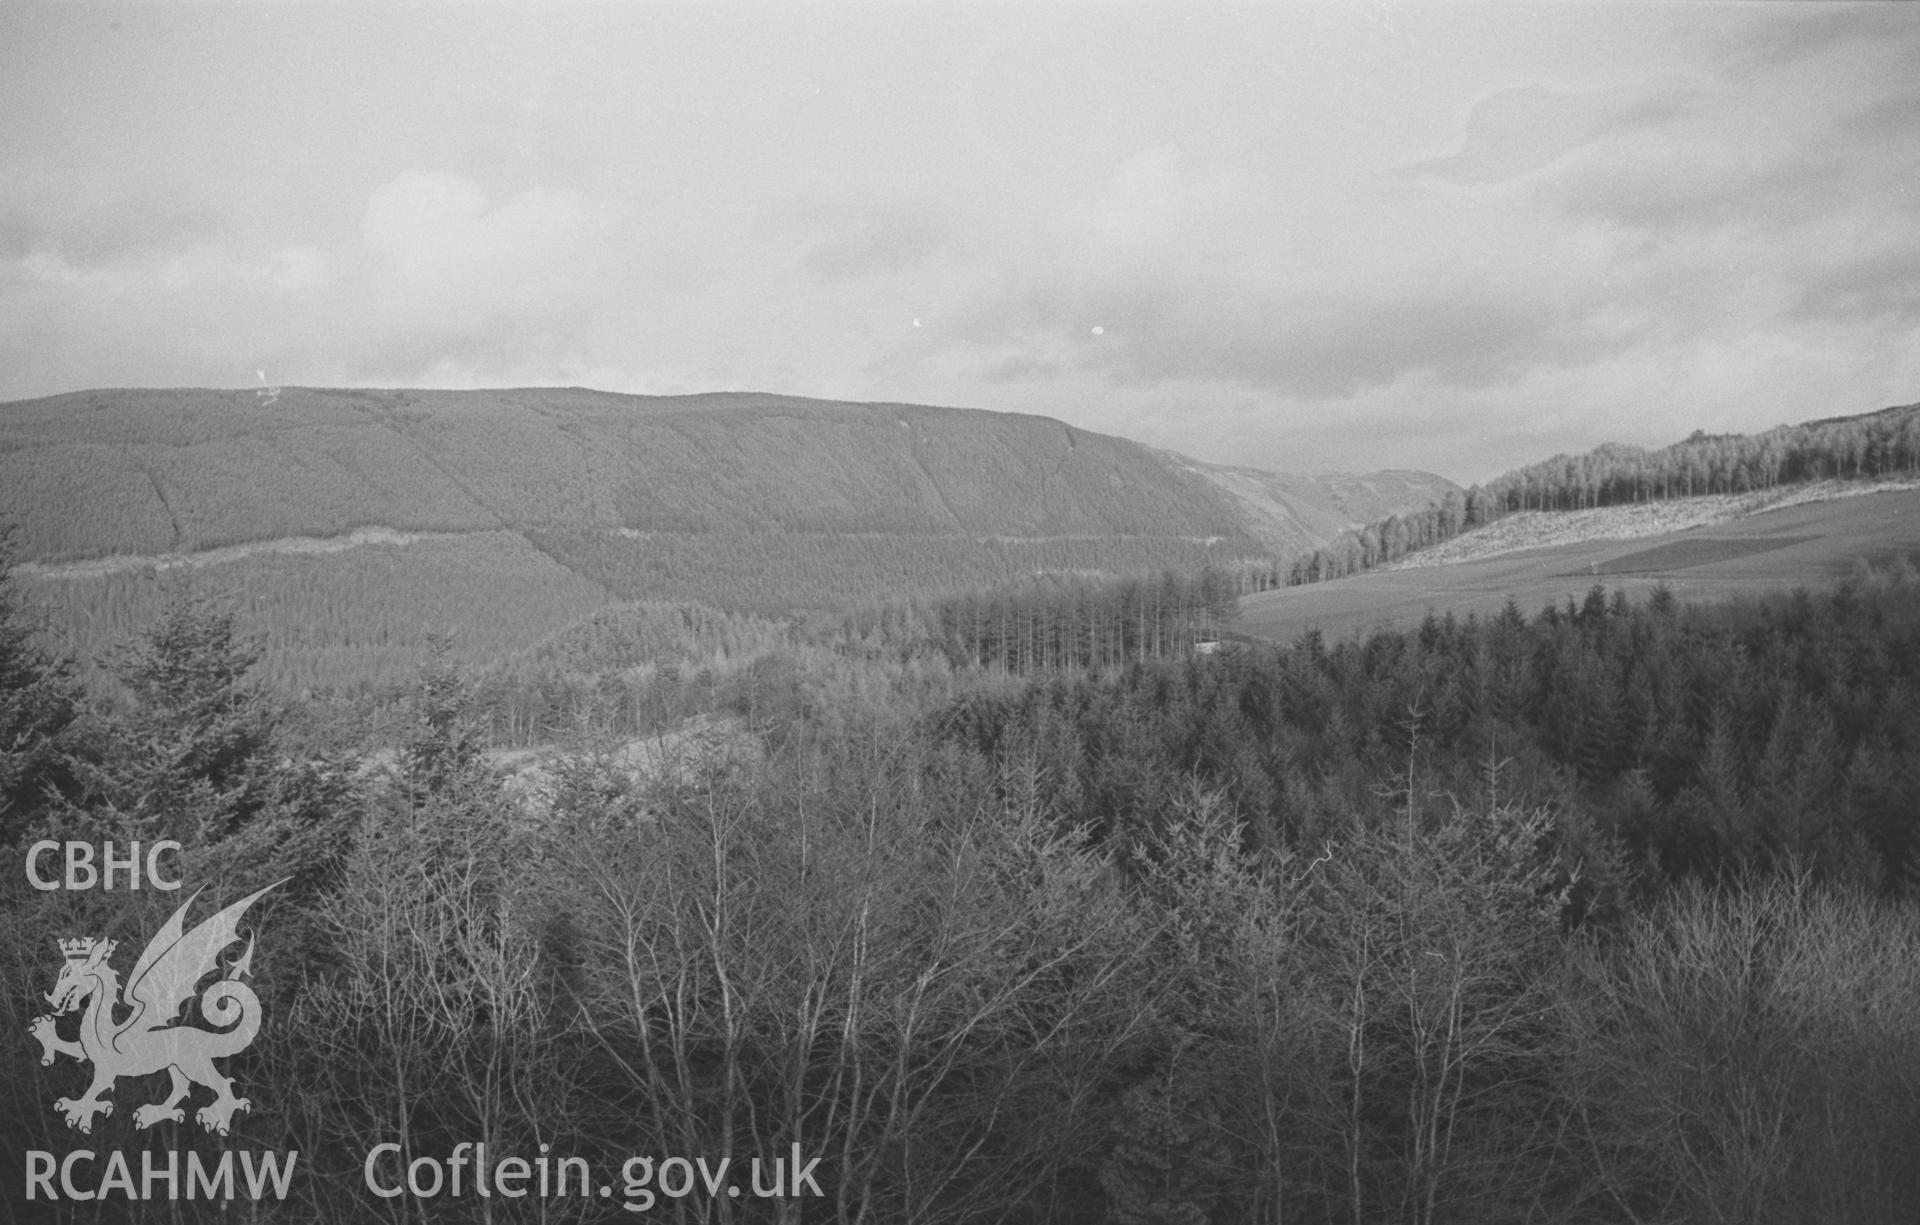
[6,530,1918,1222]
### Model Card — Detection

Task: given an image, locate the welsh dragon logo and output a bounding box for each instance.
[28,881,283,1136]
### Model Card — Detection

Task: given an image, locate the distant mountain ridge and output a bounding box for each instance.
[0,386,1452,566]
[1177,459,1462,557]
[0,386,1454,689]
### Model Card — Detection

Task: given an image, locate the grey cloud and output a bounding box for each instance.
[1790,241,1920,326]
[1715,7,1911,74]
[1100,289,1609,398]
[800,208,945,282]
[1403,83,1692,188]
[0,195,226,262]
[980,353,1064,384]
[1547,88,1920,240]
[1839,87,1920,141]
[349,317,582,387]
[774,199,952,284]
[932,272,1636,401]
[1552,149,1848,235]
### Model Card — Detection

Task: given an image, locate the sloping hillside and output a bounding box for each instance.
[1234,485,1920,645]
[1181,461,1461,557]
[0,387,1459,570]
[0,385,1448,688]
[0,388,1217,558]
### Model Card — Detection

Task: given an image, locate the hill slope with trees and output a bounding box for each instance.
[1269,400,1920,590]
[0,386,1446,563]
[0,386,1448,690]
[1235,485,1920,645]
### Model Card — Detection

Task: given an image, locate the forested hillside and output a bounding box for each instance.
[1481,400,1920,511]
[5,551,1918,1224]
[0,386,1451,690]
[939,572,1920,883]
[0,386,1427,562]
[1177,461,1459,557]
[23,532,618,694]
[1234,484,1920,645]
[1273,400,1920,589]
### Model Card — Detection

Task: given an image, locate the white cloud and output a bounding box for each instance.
[358,171,621,339]
[155,243,330,295]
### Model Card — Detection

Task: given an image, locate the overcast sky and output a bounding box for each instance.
[3,2,1916,483]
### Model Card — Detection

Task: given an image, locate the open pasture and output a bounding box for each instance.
[1235,487,1920,643]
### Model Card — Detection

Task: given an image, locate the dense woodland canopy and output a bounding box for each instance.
[25,528,1258,698]
[933,571,1920,893]
[5,532,1919,1222]
[929,568,1241,673]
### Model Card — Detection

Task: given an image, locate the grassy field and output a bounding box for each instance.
[1389,477,1920,571]
[1235,485,1920,643]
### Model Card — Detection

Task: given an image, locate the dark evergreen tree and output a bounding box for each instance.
[62,592,281,845]
[0,538,79,839]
